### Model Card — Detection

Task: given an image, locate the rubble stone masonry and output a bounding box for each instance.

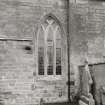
[0,0,105,105]
[70,0,105,98]
[0,0,68,105]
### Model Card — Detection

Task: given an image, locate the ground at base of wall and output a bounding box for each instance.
[43,101,79,105]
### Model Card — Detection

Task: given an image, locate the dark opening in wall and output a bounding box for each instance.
[24,46,32,54]
[25,46,31,51]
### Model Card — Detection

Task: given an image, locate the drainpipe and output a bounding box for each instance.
[67,0,71,102]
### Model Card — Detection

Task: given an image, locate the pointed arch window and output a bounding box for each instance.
[38,16,62,76]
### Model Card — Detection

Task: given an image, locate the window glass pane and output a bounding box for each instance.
[38,26,45,75]
[47,27,53,42]
[38,47,44,75]
[56,48,62,75]
[47,46,53,75]
[56,26,62,75]
[38,27,44,47]
[56,27,61,40]
[56,39,61,48]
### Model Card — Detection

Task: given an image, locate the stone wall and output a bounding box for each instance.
[70,0,105,95]
[0,0,68,105]
[70,0,105,66]
[1,0,105,104]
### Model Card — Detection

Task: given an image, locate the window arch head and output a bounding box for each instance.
[38,15,62,76]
